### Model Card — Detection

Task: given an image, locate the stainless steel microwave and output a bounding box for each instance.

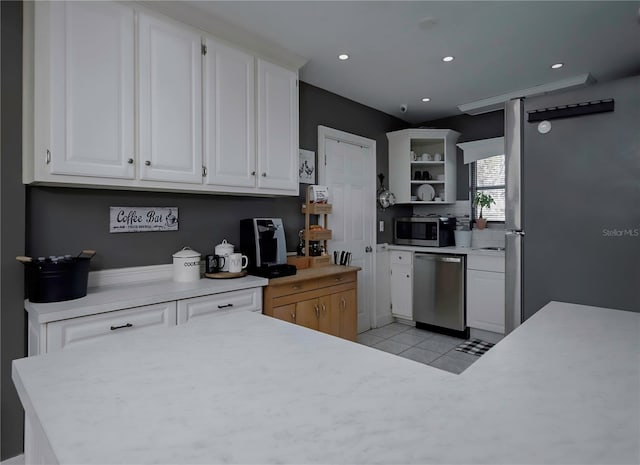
[394,216,457,247]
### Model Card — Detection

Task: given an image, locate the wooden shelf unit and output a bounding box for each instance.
[301,185,332,268]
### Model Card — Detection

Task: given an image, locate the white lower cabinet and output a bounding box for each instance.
[177,288,261,323]
[46,301,177,352]
[32,288,262,355]
[390,251,413,320]
[467,255,505,334]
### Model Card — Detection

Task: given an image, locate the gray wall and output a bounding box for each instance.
[1,23,409,455]
[299,82,410,243]
[1,1,26,460]
[26,83,409,267]
[415,110,505,200]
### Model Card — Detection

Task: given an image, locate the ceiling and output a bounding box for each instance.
[183,1,640,124]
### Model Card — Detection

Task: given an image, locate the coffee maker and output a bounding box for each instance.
[240,218,296,278]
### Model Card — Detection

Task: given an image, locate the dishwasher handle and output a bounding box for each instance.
[414,254,462,264]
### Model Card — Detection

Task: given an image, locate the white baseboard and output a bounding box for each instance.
[1,454,24,465]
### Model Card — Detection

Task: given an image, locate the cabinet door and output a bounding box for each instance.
[272,304,297,324]
[177,288,262,324]
[256,59,298,192]
[467,270,505,334]
[335,289,357,341]
[46,301,177,352]
[45,1,135,179]
[318,295,339,337]
[138,12,202,184]
[204,38,256,188]
[390,264,413,319]
[294,298,320,330]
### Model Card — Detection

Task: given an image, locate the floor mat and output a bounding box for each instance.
[455,339,494,356]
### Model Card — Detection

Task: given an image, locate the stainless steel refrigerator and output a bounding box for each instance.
[505,75,640,333]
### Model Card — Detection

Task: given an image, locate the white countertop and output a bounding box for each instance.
[388,243,505,257]
[26,275,268,324]
[12,301,639,464]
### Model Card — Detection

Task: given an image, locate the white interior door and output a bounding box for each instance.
[318,126,376,333]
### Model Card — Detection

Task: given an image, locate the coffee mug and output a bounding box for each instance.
[206,254,226,273]
[228,253,248,273]
[434,153,443,161]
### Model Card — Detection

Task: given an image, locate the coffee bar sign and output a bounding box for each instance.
[110,207,178,233]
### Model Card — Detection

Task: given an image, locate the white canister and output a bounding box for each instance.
[172,247,202,282]
[214,239,235,272]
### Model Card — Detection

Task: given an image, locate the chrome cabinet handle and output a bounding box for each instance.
[127,158,134,164]
[46,150,51,164]
[314,304,320,318]
[110,323,133,331]
[341,298,346,311]
[202,166,207,177]
[291,312,296,321]
[262,172,267,177]
[145,160,151,166]
[251,171,256,176]
[321,303,326,314]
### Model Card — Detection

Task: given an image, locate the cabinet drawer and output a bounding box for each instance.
[46,301,177,352]
[267,272,356,299]
[467,254,505,273]
[177,288,261,324]
[390,251,412,266]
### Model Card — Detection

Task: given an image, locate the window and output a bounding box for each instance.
[471,154,505,222]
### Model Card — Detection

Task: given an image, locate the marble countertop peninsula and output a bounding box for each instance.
[12,301,640,464]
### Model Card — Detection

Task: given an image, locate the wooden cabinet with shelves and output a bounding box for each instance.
[387,129,460,204]
[294,186,333,268]
[263,266,359,341]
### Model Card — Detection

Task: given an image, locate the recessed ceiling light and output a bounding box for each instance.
[442,56,454,62]
[421,97,431,102]
[551,63,564,69]
[338,54,349,61]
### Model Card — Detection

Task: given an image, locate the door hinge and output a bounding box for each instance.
[201,44,207,56]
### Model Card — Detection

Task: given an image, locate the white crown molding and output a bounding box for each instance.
[458,73,596,115]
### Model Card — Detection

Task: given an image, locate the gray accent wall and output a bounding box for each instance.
[1,1,26,460]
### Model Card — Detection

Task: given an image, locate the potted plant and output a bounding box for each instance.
[473,192,495,230]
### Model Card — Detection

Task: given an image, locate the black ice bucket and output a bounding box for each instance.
[18,250,96,303]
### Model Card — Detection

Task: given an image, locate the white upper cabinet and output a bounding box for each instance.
[43,1,135,179]
[203,38,256,188]
[26,1,299,196]
[138,11,203,184]
[387,129,460,204]
[257,59,299,192]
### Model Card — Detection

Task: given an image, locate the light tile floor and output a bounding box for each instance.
[357,322,480,374]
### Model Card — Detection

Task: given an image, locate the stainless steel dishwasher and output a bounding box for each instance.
[413,253,466,336]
